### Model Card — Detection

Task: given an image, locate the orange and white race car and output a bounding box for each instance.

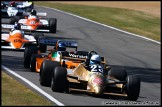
[1,29,43,50]
[1,13,57,33]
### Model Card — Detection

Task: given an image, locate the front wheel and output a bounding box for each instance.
[24,46,38,68]
[51,67,68,92]
[125,75,141,101]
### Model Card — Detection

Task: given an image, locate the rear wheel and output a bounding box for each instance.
[51,67,68,92]
[33,33,47,53]
[48,18,57,33]
[76,51,88,56]
[24,46,38,68]
[39,60,60,87]
[108,68,127,81]
[126,75,141,101]
[9,16,20,24]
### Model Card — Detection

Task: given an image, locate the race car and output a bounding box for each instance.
[23,37,86,72]
[16,1,34,11]
[1,29,44,50]
[1,5,25,18]
[1,1,34,11]
[1,13,57,33]
[39,50,141,101]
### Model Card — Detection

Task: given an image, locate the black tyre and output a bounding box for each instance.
[51,67,68,92]
[33,33,44,42]
[39,44,47,53]
[26,8,32,12]
[39,60,60,87]
[126,75,141,101]
[30,54,42,72]
[108,68,127,81]
[76,51,88,56]
[33,33,47,52]
[49,18,57,33]
[9,16,20,24]
[24,46,38,68]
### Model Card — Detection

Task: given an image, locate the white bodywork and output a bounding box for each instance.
[10,30,23,36]
[7,7,18,17]
[1,23,49,32]
[17,1,32,8]
[18,19,49,25]
[1,32,36,50]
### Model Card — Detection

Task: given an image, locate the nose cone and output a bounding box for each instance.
[14,43,23,49]
[92,77,105,95]
[12,39,23,49]
[94,86,104,95]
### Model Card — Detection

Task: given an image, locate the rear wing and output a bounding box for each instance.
[1,24,47,31]
[1,24,14,29]
[23,12,47,17]
[38,37,78,50]
[1,24,31,30]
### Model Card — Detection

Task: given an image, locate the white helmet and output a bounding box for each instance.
[90,54,101,64]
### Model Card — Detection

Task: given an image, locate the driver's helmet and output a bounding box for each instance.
[30,9,37,16]
[1,2,5,8]
[58,42,66,51]
[9,1,16,7]
[14,22,21,30]
[90,54,101,65]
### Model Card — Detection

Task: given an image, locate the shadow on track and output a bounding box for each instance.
[110,65,160,83]
[2,55,160,83]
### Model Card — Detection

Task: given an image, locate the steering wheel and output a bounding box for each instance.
[85,51,98,66]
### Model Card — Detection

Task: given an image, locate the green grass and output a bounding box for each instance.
[35,2,160,41]
[1,71,52,106]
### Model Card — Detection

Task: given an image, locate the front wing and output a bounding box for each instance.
[1,24,50,32]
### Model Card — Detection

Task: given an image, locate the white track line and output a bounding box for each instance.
[37,5,160,44]
[2,65,65,106]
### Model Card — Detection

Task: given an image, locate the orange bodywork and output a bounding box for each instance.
[35,54,81,73]
[36,57,46,72]
[6,32,29,49]
[25,17,42,30]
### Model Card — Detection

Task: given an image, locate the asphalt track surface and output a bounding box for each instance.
[1,6,161,106]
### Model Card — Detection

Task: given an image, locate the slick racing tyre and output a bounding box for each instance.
[33,33,44,43]
[75,51,89,56]
[126,75,141,101]
[26,8,32,12]
[49,18,57,33]
[39,60,60,87]
[24,46,38,68]
[108,68,127,81]
[30,54,42,72]
[33,33,47,53]
[51,67,68,92]
[9,16,20,24]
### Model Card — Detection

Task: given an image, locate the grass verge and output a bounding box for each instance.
[35,2,160,41]
[1,71,52,106]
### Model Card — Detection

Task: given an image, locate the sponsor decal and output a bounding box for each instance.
[92,77,102,85]
[42,40,56,45]
[14,39,22,43]
[21,25,31,29]
[2,24,14,28]
[69,53,87,59]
